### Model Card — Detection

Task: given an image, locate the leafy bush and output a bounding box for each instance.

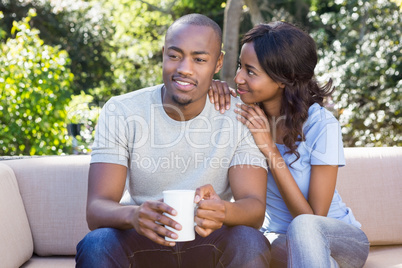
[0,10,74,155]
[66,91,100,154]
[311,0,402,146]
[0,0,113,96]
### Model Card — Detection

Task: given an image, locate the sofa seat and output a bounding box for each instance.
[364,246,402,268]
[20,255,75,268]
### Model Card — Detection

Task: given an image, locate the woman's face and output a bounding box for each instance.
[234,42,284,105]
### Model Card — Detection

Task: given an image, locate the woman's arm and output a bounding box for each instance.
[308,165,338,215]
[235,103,338,218]
[266,149,337,217]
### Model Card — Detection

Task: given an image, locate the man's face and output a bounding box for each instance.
[162,24,223,108]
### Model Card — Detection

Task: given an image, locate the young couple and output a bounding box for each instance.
[76,13,369,267]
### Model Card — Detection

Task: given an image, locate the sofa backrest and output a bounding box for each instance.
[3,155,91,256]
[0,163,34,268]
[337,147,402,246]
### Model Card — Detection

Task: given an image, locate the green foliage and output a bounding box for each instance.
[1,0,226,104]
[89,0,227,103]
[172,0,225,23]
[1,0,400,154]
[311,0,401,146]
[1,0,229,155]
[0,0,114,95]
[259,0,311,25]
[0,10,74,155]
[66,91,100,154]
[0,12,6,40]
[90,0,173,103]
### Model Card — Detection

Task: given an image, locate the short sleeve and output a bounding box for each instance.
[308,110,345,166]
[91,98,130,167]
[230,130,268,170]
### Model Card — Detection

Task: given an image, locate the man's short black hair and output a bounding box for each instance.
[166,13,222,48]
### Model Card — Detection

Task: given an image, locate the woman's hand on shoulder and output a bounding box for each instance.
[208,80,237,114]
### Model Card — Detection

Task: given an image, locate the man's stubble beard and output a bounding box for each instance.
[172,94,192,106]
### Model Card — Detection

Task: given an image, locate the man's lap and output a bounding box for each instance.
[76,225,270,267]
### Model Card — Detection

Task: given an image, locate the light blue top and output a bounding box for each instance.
[261,103,361,234]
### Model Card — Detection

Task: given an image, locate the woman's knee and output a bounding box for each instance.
[287,214,324,239]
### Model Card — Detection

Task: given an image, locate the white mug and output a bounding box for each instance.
[163,190,196,242]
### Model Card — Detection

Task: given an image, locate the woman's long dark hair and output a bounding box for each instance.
[241,21,334,162]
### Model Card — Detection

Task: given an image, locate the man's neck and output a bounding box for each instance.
[161,86,207,121]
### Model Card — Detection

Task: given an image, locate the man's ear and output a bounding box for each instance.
[162,46,165,55]
[214,51,224,74]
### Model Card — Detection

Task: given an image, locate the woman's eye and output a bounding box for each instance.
[247,70,255,76]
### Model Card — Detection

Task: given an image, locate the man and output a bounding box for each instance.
[76,13,270,267]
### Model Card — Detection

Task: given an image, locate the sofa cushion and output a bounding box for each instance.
[21,255,75,268]
[337,147,402,246]
[4,155,91,256]
[0,163,34,268]
[363,245,402,268]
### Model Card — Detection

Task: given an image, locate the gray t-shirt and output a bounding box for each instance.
[91,84,267,205]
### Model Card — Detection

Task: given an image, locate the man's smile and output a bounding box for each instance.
[173,77,197,91]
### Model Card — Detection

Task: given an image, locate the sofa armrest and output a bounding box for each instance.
[0,163,34,267]
[3,155,91,256]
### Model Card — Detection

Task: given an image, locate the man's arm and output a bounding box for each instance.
[225,165,267,227]
[86,163,132,230]
[194,165,267,236]
[86,162,181,246]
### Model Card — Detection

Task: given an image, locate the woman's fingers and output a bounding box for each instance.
[235,103,265,128]
[230,87,237,98]
[209,80,234,113]
[208,86,214,104]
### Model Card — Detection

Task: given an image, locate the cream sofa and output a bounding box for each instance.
[0,147,401,268]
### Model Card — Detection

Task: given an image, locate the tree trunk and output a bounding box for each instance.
[244,0,264,25]
[220,0,243,88]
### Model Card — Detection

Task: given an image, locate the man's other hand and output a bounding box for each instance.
[194,184,226,237]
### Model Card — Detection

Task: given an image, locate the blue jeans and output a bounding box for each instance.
[76,225,271,268]
[264,214,370,268]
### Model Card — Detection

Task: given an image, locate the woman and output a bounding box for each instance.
[209,22,369,267]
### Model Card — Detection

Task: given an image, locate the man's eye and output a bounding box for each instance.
[169,55,179,59]
[195,58,206,62]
